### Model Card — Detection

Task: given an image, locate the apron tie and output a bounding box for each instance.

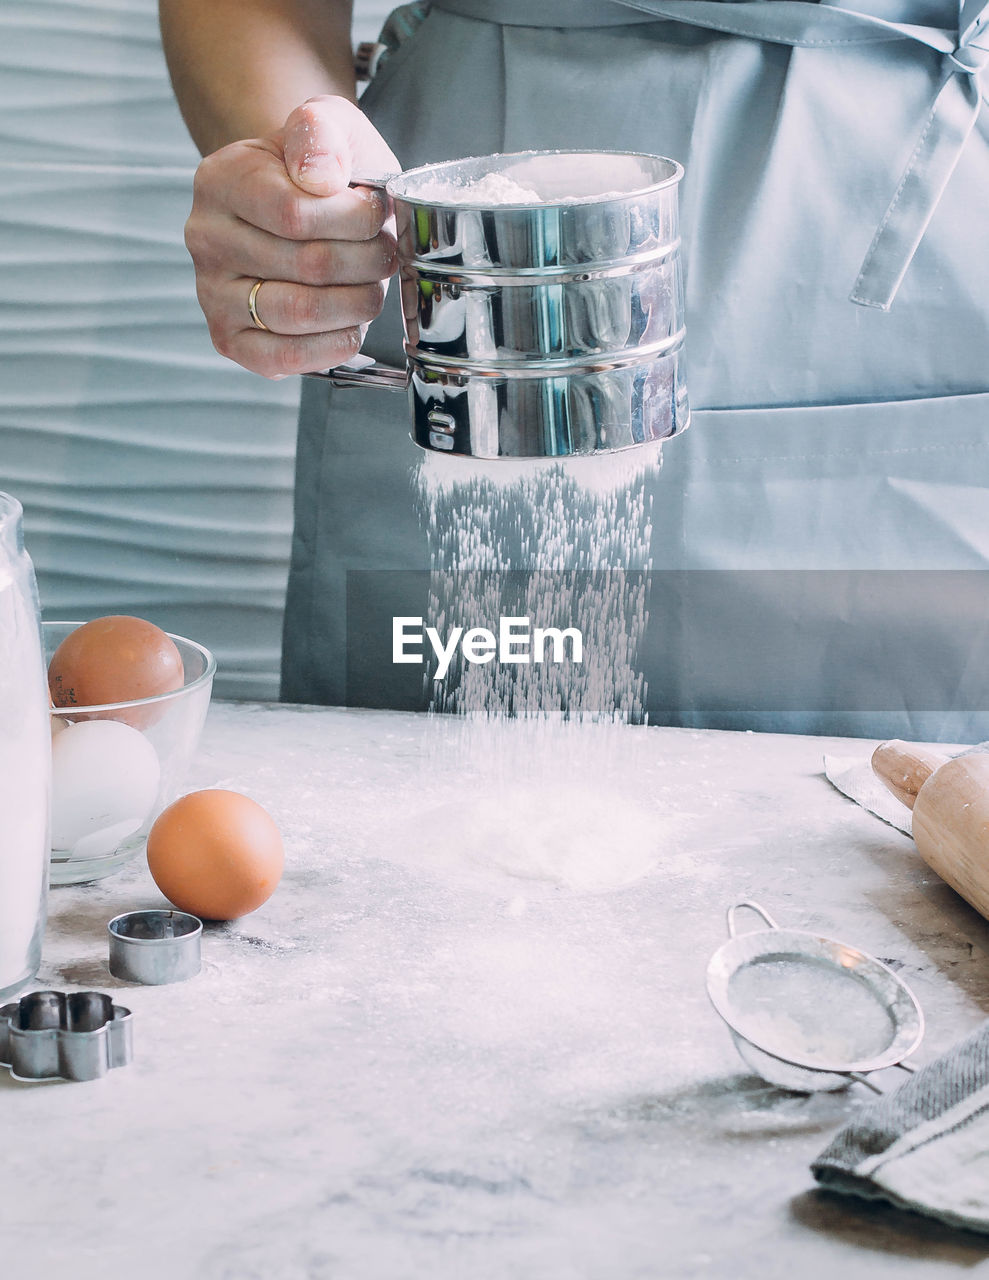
[850,11,989,307]
[615,0,989,309]
[432,0,989,309]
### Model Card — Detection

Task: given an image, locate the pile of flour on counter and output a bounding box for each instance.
[405,718,680,893]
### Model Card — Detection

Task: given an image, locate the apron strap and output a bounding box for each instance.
[431,0,989,309]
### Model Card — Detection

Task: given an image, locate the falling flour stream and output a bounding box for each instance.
[415,447,661,723]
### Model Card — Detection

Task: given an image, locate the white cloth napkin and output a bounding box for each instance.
[823,754,913,835]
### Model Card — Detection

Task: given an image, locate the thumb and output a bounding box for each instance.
[281,95,396,197]
[282,96,352,195]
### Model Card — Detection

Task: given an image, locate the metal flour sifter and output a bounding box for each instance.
[312,149,689,460]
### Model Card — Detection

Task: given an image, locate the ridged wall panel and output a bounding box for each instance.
[0,0,393,699]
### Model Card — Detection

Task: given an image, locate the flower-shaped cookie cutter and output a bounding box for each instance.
[0,990,133,1082]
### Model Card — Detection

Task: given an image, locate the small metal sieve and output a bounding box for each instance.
[313,149,689,460]
[706,902,924,1093]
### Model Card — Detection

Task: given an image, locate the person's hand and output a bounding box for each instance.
[184,95,400,378]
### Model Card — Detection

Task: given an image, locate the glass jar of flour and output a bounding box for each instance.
[0,492,50,999]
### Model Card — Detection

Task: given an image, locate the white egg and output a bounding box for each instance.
[50,720,161,852]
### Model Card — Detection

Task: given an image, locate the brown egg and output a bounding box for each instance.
[147,789,284,921]
[48,615,184,728]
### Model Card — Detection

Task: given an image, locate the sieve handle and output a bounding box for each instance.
[350,173,401,192]
[305,177,405,391]
[305,356,409,392]
[726,900,780,939]
[848,1059,917,1095]
[848,1072,884,1095]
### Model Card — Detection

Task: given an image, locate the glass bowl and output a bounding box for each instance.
[44,621,216,885]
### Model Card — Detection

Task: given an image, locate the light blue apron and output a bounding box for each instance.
[282,0,989,739]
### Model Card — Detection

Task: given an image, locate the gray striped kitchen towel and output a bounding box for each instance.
[812,1021,989,1233]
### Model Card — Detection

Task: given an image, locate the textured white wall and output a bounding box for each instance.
[0,0,394,700]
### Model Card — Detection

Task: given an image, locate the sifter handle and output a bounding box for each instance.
[298,177,404,391]
[304,355,409,392]
[349,173,401,191]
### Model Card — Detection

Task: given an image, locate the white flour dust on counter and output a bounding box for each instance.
[415,444,662,723]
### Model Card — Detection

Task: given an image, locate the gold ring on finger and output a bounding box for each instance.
[247,279,270,331]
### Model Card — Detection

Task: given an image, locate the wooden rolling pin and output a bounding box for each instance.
[872,740,989,921]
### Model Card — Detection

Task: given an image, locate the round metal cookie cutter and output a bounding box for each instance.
[706,901,924,1093]
[108,910,203,985]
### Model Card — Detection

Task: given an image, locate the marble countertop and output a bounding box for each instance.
[4,702,989,1278]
